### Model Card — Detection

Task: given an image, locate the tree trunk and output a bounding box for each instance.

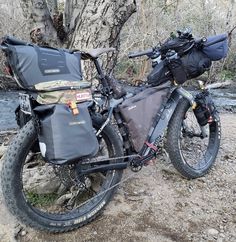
[18,0,60,45]
[17,0,136,79]
[67,0,137,79]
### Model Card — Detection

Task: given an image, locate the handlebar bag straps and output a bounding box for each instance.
[147,61,173,86]
[34,102,99,165]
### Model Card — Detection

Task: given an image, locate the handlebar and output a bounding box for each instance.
[129,33,228,60]
[195,34,227,47]
[128,48,153,58]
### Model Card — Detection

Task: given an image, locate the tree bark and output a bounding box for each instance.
[19,0,61,45]
[206,80,233,89]
[17,0,136,79]
[68,0,137,79]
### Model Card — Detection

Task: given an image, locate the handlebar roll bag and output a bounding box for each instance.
[181,47,212,80]
[34,102,99,165]
[202,34,228,61]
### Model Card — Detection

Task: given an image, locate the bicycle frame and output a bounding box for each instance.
[86,57,202,172]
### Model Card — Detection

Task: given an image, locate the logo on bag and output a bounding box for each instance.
[128,105,136,111]
[44,69,60,74]
[69,121,86,126]
[76,92,92,101]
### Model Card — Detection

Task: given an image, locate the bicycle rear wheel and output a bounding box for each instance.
[1,116,123,232]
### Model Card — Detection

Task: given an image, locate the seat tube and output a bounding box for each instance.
[93,58,110,93]
[93,58,105,78]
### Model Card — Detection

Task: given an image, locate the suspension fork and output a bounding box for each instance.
[148,86,206,151]
[176,86,208,138]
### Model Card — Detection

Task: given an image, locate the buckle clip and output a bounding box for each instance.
[145,141,158,152]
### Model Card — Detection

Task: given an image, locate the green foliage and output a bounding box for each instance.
[220,69,236,80]
[26,191,58,206]
[114,59,140,79]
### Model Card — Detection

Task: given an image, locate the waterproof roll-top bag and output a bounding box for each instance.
[2,36,90,91]
[119,82,171,152]
[180,48,212,80]
[202,34,228,61]
[7,45,82,88]
[34,102,99,165]
[147,33,228,86]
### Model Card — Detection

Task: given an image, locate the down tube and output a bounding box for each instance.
[149,90,183,143]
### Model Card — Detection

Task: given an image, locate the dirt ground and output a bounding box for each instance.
[0,113,235,242]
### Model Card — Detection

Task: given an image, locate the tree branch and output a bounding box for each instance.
[18,0,61,46]
[228,25,236,47]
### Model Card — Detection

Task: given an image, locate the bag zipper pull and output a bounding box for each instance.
[68,101,79,115]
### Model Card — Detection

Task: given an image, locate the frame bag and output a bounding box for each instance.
[34,102,99,165]
[119,83,170,152]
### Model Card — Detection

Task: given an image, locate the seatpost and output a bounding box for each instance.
[93,58,110,95]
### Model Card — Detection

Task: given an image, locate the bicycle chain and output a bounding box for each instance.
[81,154,139,164]
[54,154,141,208]
[75,169,138,208]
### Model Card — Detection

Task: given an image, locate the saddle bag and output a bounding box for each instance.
[119,83,170,152]
[2,36,88,91]
[34,102,99,165]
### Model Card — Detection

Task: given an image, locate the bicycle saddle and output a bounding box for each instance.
[83,48,116,59]
[1,36,29,46]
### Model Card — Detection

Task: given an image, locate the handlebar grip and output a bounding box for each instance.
[195,37,207,44]
[0,45,7,50]
[128,48,153,58]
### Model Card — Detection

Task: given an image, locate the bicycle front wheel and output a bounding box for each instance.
[166,98,221,179]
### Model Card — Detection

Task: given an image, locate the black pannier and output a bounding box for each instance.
[119,82,170,152]
[34,102,99,165]
[3,36,84,90]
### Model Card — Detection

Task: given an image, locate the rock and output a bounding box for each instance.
[219,233,225,238]
[23,164,61,194]
[20,230,27,236]
[208,228,219,236]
